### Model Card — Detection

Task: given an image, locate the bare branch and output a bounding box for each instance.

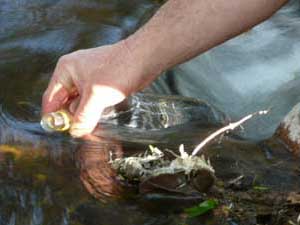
[192,110,269,156]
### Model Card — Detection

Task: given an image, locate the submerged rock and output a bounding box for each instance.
[276,103,300,156]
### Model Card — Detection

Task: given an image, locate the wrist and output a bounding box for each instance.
[122,33,166,84]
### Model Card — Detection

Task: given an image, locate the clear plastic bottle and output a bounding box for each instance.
[40,93,226,133]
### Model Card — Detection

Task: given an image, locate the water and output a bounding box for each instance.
[1,1,300,225]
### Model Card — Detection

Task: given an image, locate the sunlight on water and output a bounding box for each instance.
[1,1,300,225]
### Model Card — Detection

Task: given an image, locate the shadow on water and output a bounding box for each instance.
[1,1,300,225]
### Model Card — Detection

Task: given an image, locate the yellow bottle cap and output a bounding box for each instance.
[40,110,72,132]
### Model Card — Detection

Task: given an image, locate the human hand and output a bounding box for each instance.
[42,41,156,137]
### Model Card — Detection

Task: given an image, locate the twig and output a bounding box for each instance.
[192,110,269,156]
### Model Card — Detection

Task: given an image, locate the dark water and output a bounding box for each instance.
[1,1,300,225]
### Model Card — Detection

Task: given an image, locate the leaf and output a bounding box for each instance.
[253,186,269,191]
[184,199,218,218]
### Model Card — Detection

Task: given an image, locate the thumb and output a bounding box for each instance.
[70,86,126,137]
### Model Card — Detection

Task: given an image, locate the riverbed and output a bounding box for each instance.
[1,1,300,225]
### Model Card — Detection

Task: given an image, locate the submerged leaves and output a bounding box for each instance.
[184,199,218,218]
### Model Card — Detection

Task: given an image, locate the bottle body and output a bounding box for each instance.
[40,93,226,133]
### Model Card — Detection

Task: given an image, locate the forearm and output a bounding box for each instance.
[125,0,288,81]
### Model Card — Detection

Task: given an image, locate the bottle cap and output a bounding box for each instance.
[40,110,72,132]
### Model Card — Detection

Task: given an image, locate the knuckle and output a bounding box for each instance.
[54,56,74,83]
[57,55,71,67]
[73,49,84,55]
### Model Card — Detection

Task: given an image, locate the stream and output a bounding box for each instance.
[1,1,300,225]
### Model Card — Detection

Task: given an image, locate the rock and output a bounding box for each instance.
[111,146,216,195]
[225,175,254,191]
[139,172,187,194]
[276,103,300,156]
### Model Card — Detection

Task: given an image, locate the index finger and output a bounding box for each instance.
[42,81,70,114]
[42,61,74,114]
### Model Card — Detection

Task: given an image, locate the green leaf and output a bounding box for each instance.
[253,186,269,191]
[184,199,218,218]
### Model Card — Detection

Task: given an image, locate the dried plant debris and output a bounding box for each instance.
[110,110,269,195]
[110,145,215,194]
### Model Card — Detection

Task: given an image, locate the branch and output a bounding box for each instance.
[192,110,269,156]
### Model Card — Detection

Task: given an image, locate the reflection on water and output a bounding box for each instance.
[1,0,300,225]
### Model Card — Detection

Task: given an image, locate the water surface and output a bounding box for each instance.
[1,1,300,225]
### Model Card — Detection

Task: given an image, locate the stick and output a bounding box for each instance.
[192,110,269,156]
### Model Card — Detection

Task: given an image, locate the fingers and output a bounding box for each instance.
[42,82,69,114]
[69,96,80,114]
[42,58,74,114]
[70,86,125,137]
